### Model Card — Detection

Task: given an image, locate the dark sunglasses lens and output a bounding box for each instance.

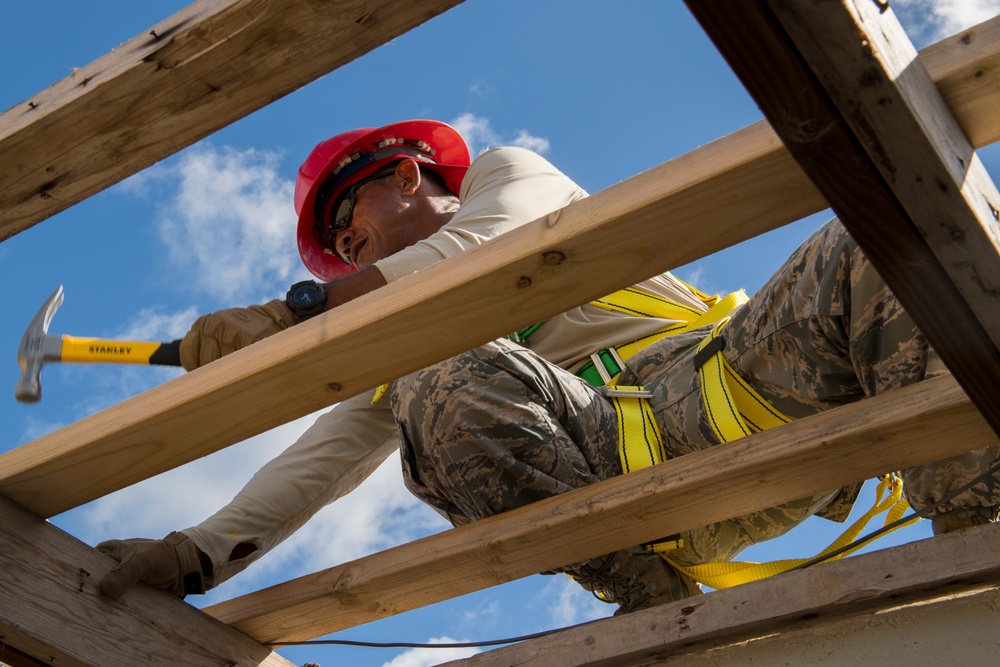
[331,195,353,233]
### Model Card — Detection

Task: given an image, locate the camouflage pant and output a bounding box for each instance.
[392,218,1000,565]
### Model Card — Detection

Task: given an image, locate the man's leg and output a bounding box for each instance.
[391,338,697,612]
[624,218,998,563]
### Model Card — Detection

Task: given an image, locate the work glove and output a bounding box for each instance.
[96,532,209,599]
[180,299,298,370]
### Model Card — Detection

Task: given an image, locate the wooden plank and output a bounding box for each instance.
[0,0,463,241]
[0,494,293,667]
[440,524,1000,667]
[921,13,1000,149]
[0,120,818,518]
[0,0,991,243]
[684,1,1000,432]
[204,375,996,642]
[3,16,1000,519]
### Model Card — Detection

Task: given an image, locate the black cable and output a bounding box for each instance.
[264,624,590,649]
[268,459,1000,650]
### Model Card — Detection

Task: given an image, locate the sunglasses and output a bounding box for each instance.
[327,170,395,239]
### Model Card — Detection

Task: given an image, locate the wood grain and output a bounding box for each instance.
[685,1,1000,431]
[441,524,1000,667]
[206,375,995,641]
[0,0,463,240]
[0,494,293,667]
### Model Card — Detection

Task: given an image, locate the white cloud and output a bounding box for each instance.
[117,306,198,342]
[381,637,481,667]
[215,456,450,600]
[449,113,550,156]
[56,414,317,544]
[894,0,1000,46]
[134,145,305,304]
[538,575,614,627]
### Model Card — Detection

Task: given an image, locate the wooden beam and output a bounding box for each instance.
[0,0,463,241]
[684,2,1000,432]
[920,14,1000,149]
[0,120,818,518]
[441,524,1000,667]
[205,375,995,642]
[0,494,293,667]
[3,16,1000,519]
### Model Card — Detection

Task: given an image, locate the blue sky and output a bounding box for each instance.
[3,1,1000,666]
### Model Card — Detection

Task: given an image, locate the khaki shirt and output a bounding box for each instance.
[186,147,709,585]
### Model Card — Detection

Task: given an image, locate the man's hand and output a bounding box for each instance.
[180,299,298,370]
[96,532,209,598]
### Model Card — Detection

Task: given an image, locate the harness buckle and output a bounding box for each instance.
[694,334,726,369]
[598,387,654,399]
[590,352,614,384]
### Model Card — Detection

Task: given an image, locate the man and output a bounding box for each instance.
[98,120,1000,614]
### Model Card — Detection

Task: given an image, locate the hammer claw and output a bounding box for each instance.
[16,286,66,403]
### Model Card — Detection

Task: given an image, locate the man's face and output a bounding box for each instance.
[332,164,438,269]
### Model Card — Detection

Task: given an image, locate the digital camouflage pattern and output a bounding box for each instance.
[392,218,999,575]
[392,338,621,527]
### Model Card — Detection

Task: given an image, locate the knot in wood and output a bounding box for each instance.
[542,250,566,266]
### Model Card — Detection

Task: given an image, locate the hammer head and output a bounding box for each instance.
[16,286,66,403]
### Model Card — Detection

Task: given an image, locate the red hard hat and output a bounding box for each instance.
[295,120,471,281]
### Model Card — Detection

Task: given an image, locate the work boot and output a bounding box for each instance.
[564,549,701,615]
[931,506,999,535]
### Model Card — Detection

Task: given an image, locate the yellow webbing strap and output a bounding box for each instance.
[610,315,917,590]
[695,317,791,441]
[582,288,748,387]
[608,387,667,473]
[659,475,916,589]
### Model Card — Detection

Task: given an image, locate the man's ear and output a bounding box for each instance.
[394,158,421,196]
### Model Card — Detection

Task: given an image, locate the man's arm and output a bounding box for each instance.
[322,264,387,310]
[98,390,400,597]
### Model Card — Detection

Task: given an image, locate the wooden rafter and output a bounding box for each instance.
[4,17,1000,519]
[0,0,462,242]
[0,15,1000,516]
[442,524,1000,666]
[0,494,292,667]
[686,0,1000,432]
[205,375,993,642]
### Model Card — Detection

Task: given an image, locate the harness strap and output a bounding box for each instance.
[604,304,913,590]
[694,317,792,442]
[605,386,665,473]
[663,475,915,589]
[578,288,748,388]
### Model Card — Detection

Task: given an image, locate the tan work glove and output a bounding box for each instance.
[179,299,298,370]
[96,532,210,599]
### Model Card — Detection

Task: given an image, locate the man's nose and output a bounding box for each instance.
[335,229,353,258]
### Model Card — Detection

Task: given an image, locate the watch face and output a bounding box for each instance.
[295,284,322,306]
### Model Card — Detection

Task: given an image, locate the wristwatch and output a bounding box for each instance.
[285,280,328,320]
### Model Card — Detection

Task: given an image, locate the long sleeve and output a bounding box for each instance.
[182,390,398,585]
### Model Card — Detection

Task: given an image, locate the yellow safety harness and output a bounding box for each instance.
[554,278,913,589]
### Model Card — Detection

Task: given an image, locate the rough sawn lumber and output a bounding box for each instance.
[439,524,1000,667]
[0,0,463,241]
[3,16,1000,518]
[0,493,293,667]
[687,1,1000,432]
[204,375,995,642]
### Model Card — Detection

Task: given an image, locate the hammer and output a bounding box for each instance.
[16,286,183,403]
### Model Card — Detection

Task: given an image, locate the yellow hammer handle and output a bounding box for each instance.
[60,335,182,365]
